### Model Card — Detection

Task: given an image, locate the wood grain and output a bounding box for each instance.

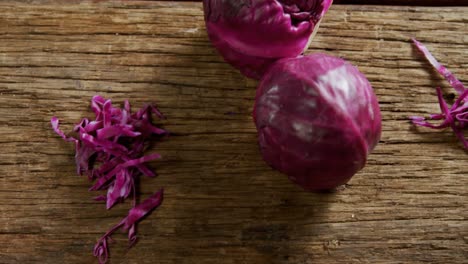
[10,0,468,6]
[166,0,468,6]
[157,0,468,6]
[0,1,467,264]
[334,0,468,5]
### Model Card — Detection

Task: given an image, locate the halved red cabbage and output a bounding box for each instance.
[203,0,333,79]
[253,54,381,191]
[409,39,468,149]
[51,95,167,264]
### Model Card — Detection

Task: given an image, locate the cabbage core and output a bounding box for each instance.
[279,0,322,26]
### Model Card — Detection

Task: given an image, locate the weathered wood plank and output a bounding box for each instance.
[334,0,468,5]
[9,0,468,6]
[0,1,467,264]
[157,0,468,6]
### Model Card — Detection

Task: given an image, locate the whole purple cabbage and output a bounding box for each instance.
[203,0,333,79]
[253,54,381,191]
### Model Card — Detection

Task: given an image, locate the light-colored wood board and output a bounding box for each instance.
[0,1,467,264]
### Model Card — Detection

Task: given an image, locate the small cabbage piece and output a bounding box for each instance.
[411,39,465,95]
[253,54,381,191]
[93,189,164,264]
[203,0,333,79]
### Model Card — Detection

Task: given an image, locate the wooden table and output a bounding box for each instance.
[334,0,467,5]
[0,1,467,263]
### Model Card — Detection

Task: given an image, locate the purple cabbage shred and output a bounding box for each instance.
[93,189,164,264]
[410,39,468,149]
[51,95,167,263]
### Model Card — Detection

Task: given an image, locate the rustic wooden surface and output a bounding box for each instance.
[0,1,467,264]
[333,0,468,5]
[12,0,468,6]
[161,0,468,6]
[168,0,468,6]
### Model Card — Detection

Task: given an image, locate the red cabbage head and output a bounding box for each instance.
[203,0,333,79]
[253,54,381,191]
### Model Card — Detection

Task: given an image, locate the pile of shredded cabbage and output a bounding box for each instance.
[410,39,468,149]
[51,95,166,264]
